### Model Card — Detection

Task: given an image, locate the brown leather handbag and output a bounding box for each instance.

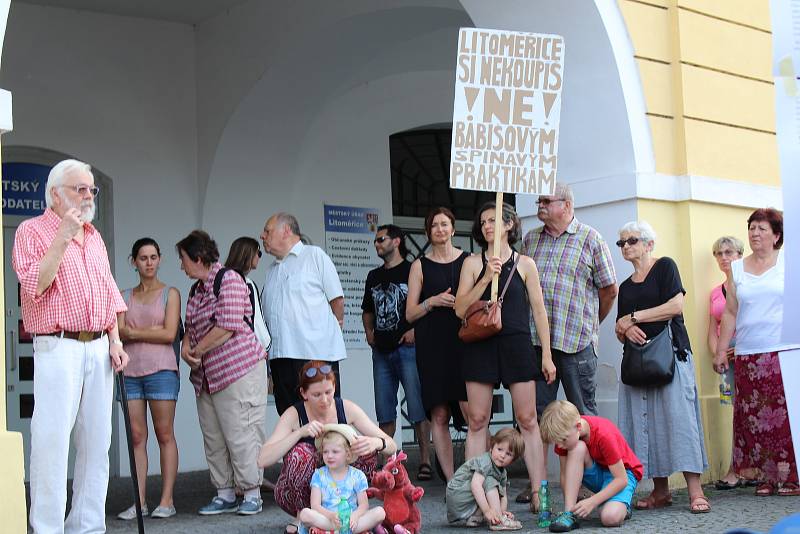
[458,252,521,343]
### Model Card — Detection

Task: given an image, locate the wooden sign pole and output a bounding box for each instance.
[491,190,503,302]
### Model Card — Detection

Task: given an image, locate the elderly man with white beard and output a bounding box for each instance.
[12,159,129,534]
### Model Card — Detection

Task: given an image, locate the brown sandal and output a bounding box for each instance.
[634,492,672,510]
[778,482,800,496]
[689,495,711,514]
[755,483,777,496]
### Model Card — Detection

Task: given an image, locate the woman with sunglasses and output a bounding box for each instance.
[454,201,556,514]
[176,230,268,516]
[258,360,397,534]
[224,237,271,353]
[613,221,710,513]
[115,238,181,520]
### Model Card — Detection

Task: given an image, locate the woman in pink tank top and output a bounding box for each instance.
[116,238,182,520]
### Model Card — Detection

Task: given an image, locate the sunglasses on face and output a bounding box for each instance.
[257,249,262,258]
[374,236,391,244]
[616,237,641,248]
[304,364,333,378]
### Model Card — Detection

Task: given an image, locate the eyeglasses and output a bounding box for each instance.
[374,236,391,244]
[535,198,565,206]
[713,250,739,258]
[304,364,333,378]
[61,184,99,197]
[616,237,641,248]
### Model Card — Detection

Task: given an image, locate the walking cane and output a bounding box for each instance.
[116,371,146,534]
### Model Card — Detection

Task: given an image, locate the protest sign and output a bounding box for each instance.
[450,28,564,196]
[449,27,565,298]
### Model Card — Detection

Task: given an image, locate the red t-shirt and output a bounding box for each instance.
[554,415,643,481]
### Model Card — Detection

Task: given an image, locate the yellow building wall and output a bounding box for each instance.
[0,143,29,533]
[619,0,779,485]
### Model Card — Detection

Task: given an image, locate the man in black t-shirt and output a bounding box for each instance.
[362,224,432,479]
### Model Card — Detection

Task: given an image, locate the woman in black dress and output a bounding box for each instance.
[407,207,469,481]
[455,201,556,512]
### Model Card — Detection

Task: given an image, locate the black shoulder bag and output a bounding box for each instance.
[620,319,675,387]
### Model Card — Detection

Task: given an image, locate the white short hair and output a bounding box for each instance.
[45,159,93,208]
[619,220,657,245]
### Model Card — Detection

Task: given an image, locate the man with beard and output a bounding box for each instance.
[12,159,129,533]
[361,224,432,479]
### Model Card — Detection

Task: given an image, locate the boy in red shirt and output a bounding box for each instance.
[539,400,643,532]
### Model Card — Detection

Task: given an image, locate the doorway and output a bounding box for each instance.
[389,127,517,455]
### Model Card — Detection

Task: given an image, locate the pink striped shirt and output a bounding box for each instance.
[186,263,267,394]
[12,208,127,334]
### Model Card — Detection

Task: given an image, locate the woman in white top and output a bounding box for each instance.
[715,208,799,496]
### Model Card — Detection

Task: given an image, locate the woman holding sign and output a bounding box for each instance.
[455,201,556,513]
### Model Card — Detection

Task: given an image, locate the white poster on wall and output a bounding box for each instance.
[324,204,380,350]
[449,27,565,195]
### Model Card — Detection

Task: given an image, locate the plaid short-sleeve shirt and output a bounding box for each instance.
[522,218,616,353]
[12,208,126,333]
[186,263,267,394]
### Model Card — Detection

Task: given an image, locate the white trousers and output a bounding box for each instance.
[29,335,113,534]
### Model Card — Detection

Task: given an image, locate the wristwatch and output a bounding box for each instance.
[630,312,638,324]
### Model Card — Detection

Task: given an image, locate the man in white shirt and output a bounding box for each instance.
[261,212,346,414]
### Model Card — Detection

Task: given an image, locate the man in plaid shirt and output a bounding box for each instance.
[523,183,618,414]
[517,183,618,502]
[12,159,129,533]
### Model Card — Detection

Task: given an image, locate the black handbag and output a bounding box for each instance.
[620,320,675,387]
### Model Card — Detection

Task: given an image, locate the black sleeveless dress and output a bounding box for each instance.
[415,252,469,412]
[461,251,538,387]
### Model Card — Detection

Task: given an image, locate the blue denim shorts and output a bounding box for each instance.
[372,344,426,425]
[582,461,638,510]
[117,370,180,401]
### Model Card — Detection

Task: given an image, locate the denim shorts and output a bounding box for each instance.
[117,370,180,401]
[372,344,426,424]
[582,461,638,510]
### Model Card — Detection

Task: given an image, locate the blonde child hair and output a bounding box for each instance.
[317,426,358,464]
[490,427,525,460]
[539,400,581,444]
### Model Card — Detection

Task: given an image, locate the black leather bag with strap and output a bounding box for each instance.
[620,319,676,387]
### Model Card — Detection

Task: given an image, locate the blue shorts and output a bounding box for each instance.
[117,370,180,401]
[582,461,638,510]
[372,344,426,425]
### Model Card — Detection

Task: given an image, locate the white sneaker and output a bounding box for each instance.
[117,503,149,520]
[151,505,176,518]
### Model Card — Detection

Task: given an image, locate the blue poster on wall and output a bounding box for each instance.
[1,162,50,216]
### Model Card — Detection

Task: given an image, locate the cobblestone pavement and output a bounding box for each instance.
[90,466,800,534]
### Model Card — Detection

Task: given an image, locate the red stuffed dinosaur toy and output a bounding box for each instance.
[367,451,424,534]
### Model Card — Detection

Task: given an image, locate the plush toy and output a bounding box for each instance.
[366,451,424,534]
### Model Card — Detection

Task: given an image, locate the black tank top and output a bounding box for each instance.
[294,397,347,445]
[475,251,530,336]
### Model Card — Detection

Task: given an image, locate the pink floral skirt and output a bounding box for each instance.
[732,351,798,484]
[274,441,378,517]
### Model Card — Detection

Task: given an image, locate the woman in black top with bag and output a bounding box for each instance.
[614,220,709,514]
[407,207,469,482]
[455,201,556,513]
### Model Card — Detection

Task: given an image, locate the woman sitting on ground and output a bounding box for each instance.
[258,360,397,534]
